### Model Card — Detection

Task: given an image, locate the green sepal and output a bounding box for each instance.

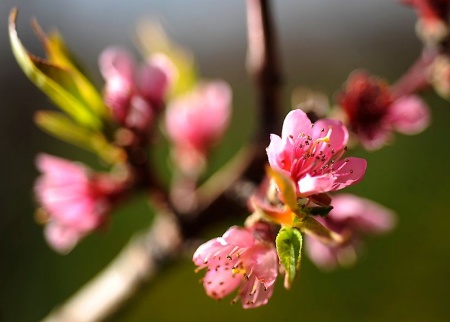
[276,226,303,289]
[136,21,198,97]
[295,216,343,246]
[9,9,103,130]
[35,111,124,164]
[266,166,299,212]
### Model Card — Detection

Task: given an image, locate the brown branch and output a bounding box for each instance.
[41,214,182,322]
[246,0,283,142]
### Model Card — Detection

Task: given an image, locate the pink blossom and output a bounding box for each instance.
[305,194,396,270]
[99,47,175,132]
[165,81,231,152]
[266,109,367,198]
[193,225,278,308]
[165,81,231,173]
[34,154,120,253]
[338,71,430,150]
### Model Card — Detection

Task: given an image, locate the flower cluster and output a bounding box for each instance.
[195,109,382,308]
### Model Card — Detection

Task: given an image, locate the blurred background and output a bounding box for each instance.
[1,0,450,321]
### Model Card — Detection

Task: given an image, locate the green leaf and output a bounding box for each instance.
[136,21,198,97]
[9,8,102,130]
[276,226,303,289]
[34,23,109,119]
[35,111,124,164]
[297,216,343,246]
[266,166,299,212]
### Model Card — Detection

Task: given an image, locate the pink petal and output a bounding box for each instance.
[312,119,349,151]
[203,265,243,300]
[331,157,367,191]
[305,236,339,271]
[246,244,278,288]
[44,222,83,254]
[266,134,287,172]
[281,109,312,140]
[137,53,176,102]
[222,226,255,248]
[192,238,224,266]
[36,154,87,183]
[165,81,231,151]
[298,174,335,196]
[329,194,396,233]
[240,275,275,308]
[125,96,154,132]
[388,95,430,135]
[358,128,393,151]
[99,47,135,84]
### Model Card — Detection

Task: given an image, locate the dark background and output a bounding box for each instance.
[1,1,450,321]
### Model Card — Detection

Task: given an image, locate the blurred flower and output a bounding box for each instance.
[165,81,231,173]
[401,0,450,43]
[430,54,450,99]
[193,225,278,308]
[99,47,175,132]
[266,109,367,198]
[338,71,430,150]
[34,154,121,253]
[305,194,396,270]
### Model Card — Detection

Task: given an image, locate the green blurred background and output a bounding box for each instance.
[1,1,450,321]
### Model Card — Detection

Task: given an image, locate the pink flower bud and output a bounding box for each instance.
[34,154,120,253]
[193,225,278,308]
[165,81,232,172]
[99,47,175,132]
[305,194,396,270]
[266,109,367,198]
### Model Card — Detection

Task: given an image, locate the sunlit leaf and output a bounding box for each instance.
[35,111,124,164]
[32,21,109,119]
[9,8,102,130]
[276,227,302,289]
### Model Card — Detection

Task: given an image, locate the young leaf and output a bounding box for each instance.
[276,226,303,289]
[266,166,299,212]
[32,22,109,119]
[35,111,124,164]
[9,8,102,130]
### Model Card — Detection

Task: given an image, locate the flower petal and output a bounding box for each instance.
[331,157,367,191]
[388,95,430,135]
[222,226,255,248]
[298,174,335,196]
[281,109,312,139]
[313,119,349,151]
